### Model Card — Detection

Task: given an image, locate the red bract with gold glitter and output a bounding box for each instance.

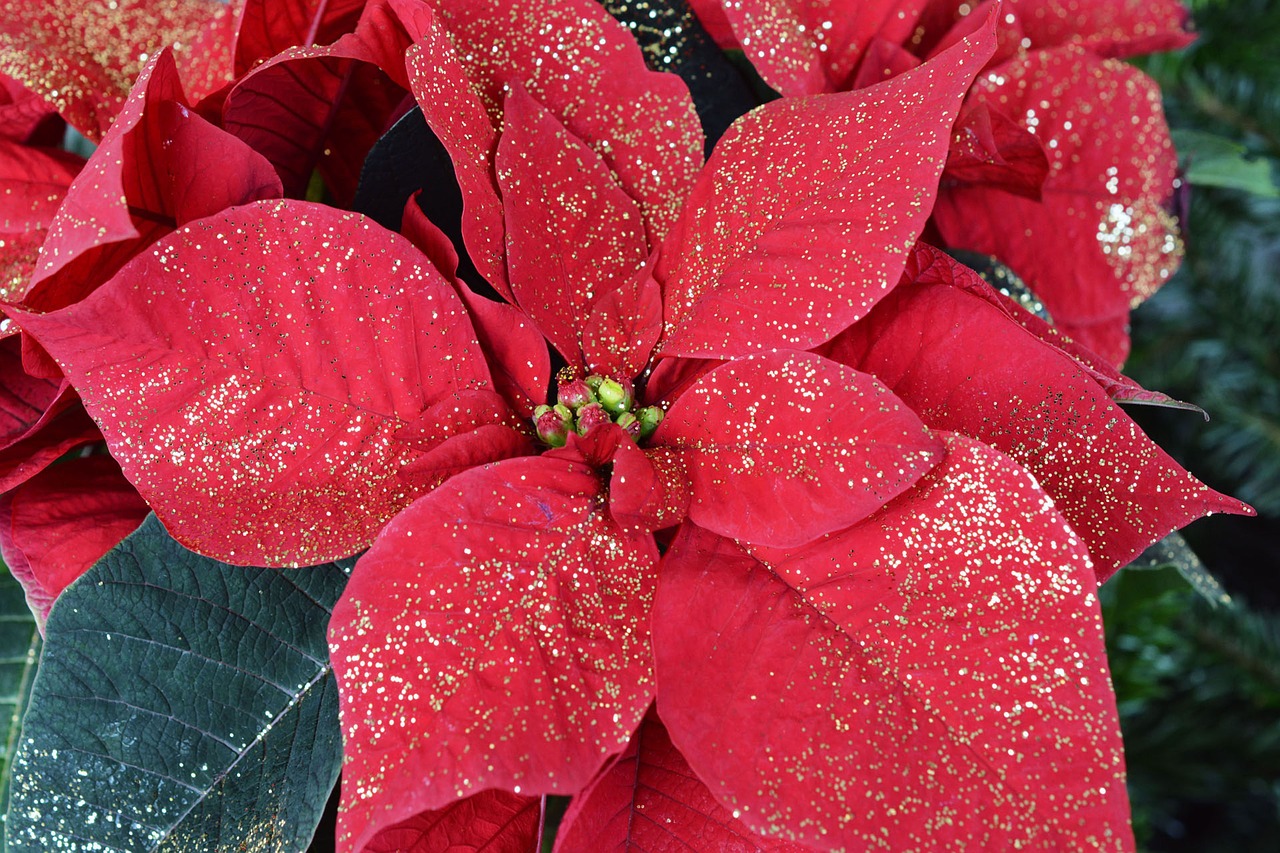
[0,0,234,140]
[701,0,1192,364]
[0,0,1255,851]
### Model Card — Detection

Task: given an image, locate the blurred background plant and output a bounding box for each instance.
[1117,0,1280,849]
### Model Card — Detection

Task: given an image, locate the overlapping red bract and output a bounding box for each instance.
[821,244,1248,577]
[0,336,99,493]
[723,0,1194,85]
[0,139,82,300]
[496,86,650,367]
[363,789,540,853]
[581,271,664,381]
[0,2,1255,852]
[15,200,493,566]
[332,456,658,852]
[942,101,1049,198]
[655,433,1133,849]
[0,455,148,624]
[706,0,1188,365]
[405,0,702,298]
[920,0,1193,61]
[222,44,394,205]
[233,0,369,76]
[0,0,232,139]
[932,47,1183,363]
[714,0,927,95]
[400,198,552,418]
[221,0,435,205]
[655,19,993,358]
[23,50,282,312]
[0,77,76,297]
[0,75,63,146]
[655,350,941,546]
[555,708,807,852]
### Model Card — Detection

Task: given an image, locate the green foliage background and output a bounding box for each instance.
[1116,0,1280,849]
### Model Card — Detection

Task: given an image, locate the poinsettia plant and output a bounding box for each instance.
[0,0,1254,850]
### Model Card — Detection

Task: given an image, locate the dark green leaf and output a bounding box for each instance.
[945,249,1053,321]
[596,0,763,152]
[351,107,495,299]
[1173,129,1279,196]
[4,515,350,852]
[1128,531,1233,608]
[0,563,39,839]
[352,107,461,236]
[1172,128,1254,162]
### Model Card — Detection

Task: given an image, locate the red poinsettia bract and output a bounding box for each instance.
[698,0,1191,364]
[1,0,1252,851]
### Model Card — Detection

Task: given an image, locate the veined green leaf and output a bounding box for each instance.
[3,515,350,852]
[1128,531,1232,609]
[0,563,39,839]
[1172,129,1280,197]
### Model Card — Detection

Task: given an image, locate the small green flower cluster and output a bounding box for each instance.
[533,375,664,447]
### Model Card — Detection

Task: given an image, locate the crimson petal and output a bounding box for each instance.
[221,0,436,205]
[496,85,648,366]
[849,36,922,90]
[686,0,739,50]
[582,268,663,381]
[822,245,1250,577]
[14,200,491,567]
[654,349,942,547]
[221,49,399,207]
[655,12,997,359]
[607,443,690,534]
[405,0,702,297]
[981,276,1208,413]
[554,708,806,852]
[0,403,98,496]
[397,387,533,493]
[400,198,551,419]
[0,0,232,139]
[932,47,1182,365]
[1000,0,1193,59]
[0,455,149,624]
[431,0,703,245]
[0,335,61,447]
[363,790,541,853]
[401,15,506,296]
[331,456,658,853]
[655,433,1134,849]
[0,139,81,300]
[942,101,1049,199]
[395,389,531,489]
[24,51,282,311]
[0,335,99,493]
[233,0,368,76]
[0,75,62,145]
[717,0,929,95]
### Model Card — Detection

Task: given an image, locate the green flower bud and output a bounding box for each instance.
[637,406,664,441]
[576,402,611,435]
[597,378,633,416]
[535,409,570,447]
[616,411,641,438]
[557,378,595,410]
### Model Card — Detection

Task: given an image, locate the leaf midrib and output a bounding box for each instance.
[147,665,334,852]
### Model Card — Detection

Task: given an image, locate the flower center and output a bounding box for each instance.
[533,374,663,448]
